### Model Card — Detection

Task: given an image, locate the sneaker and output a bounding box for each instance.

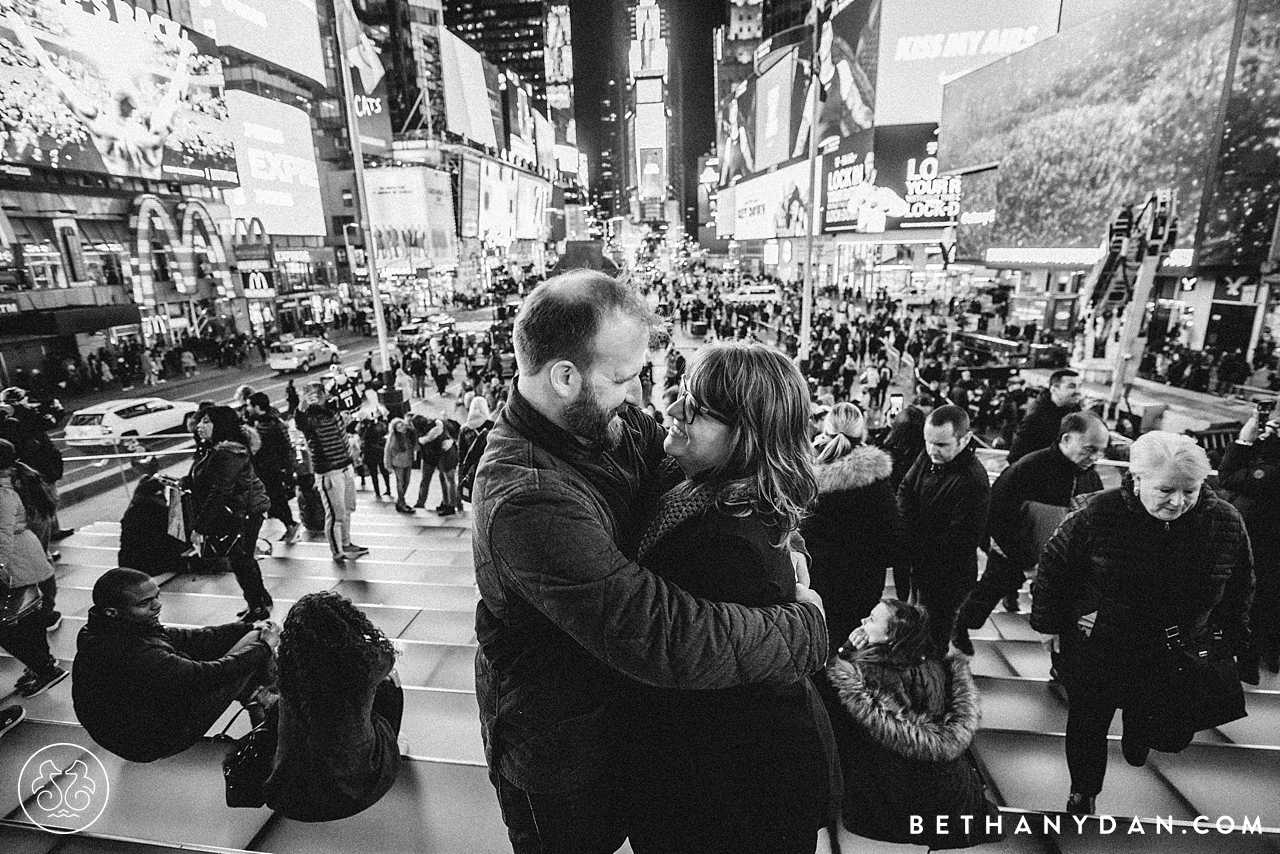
[255,542,274,557]
[332,552,348,563]
[46,551,61,563]
[20,666,69,698]
[42,611,62,633]
[0,705,24,738]
[1002,593,1021,613]
[14,669,35,694]
[280,523,301,544]
[436,506,456,517]
[344,544,370,557]
[49,529,75,542]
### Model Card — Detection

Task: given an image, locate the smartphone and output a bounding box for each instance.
[886,393,905,418]
[1257,399,1276,420]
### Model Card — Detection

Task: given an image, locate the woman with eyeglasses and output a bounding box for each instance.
[623,341,836,854]
[803,402,907,656]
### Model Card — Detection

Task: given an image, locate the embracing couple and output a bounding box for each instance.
[473,271,836,854]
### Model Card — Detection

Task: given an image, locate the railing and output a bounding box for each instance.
[60,444,196,506]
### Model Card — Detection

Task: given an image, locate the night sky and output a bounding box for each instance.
[669,1,723,235]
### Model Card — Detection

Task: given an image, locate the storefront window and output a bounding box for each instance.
[24,248,67,290]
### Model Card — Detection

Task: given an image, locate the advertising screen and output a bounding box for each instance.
[0,0,237,185]
[635,102,667,151]
[336,0,393,156]
[223,91,324,237]
[955,167,999,261]
[193,0,324,86]
[718,77,755,185]
[716,184,736,238]
[795,0,880,156]
[1197,0,1280,269]
[442,30,499,149]
[939,0,1236,255]
[535,110,556,173]
[752,39,802,173]
[638,148,665,200]
[545,4,573,84]
[819,131,876,233]
[630,0,668,78]
[459,157,480,240]
[871,124,960,229]
[504,79,537,164]
[875,0,1061,127]
[364,167,458,270]
[515,174,551,241]
[479,160,515,247]
[734,159,814,240]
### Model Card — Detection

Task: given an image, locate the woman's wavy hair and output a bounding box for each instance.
[277,591,396,703]
[682,341,817,546]
[852,598,935,667]
[814,401,866,465]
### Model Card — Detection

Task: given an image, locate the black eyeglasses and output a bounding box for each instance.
[677,380,731,425]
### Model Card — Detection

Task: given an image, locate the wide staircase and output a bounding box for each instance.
[2,497,1279,853]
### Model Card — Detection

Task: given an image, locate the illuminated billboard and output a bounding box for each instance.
[821,124,960,234]
[630,0,668,78]
[193,0,324,86]
[939,0,1237,257]
[794,0,879,155]
[0,0,237,185]
[515,173,551,241]
[734,158,814,240]
[544,4,576,146]
[364,167,458,271]
[223,91,324,237]
[719,77,756,185]
[752,33,805,173]
[638,148,665,200]
[635,102,667,150]
[442,29,498,149]
[875,0,1061,127]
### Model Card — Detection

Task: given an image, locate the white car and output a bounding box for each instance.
[268,338,340,373]
[65,398,200,448]
[722,284,781,305]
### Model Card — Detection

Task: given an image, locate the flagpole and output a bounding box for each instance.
[334,0,392,384]
[798,0,821,367]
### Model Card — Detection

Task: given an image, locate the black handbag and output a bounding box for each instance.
[196,532,242,575]
[1142,625,1247,742]
[223,710,278,808]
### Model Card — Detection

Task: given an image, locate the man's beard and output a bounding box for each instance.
[565,381,625,450]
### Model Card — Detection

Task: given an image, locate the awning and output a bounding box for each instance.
[0,304,142,336]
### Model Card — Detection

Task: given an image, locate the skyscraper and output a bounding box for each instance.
[761,0,809,38]
[444,0,549,113]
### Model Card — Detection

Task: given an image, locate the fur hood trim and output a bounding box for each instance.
[815,444,893,494]
[825,652,980,762]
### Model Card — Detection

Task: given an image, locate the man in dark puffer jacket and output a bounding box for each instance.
[74,569,277,762]
[953,412,1107,655]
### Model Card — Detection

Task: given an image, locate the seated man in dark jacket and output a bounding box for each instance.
[73,568,278,763]
[953,411,1108,655]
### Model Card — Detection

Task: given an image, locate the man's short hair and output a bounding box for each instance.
[1058,410,1107,440]
[93,568,152,610]
[248,392,271,411]
[1049,369,1080,387]
[927,404,971,436]
[513,270,658,375]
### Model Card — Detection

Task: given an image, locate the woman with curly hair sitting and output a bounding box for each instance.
[822,599,1002,850]
[264,591,403,821]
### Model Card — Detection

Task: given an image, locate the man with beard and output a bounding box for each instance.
[473,271,828,854]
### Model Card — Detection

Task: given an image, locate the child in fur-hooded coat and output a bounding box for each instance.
[821,599,1004,849]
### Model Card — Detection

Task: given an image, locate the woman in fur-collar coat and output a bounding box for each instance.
[803,403,908,654]
[821,599,1003,849]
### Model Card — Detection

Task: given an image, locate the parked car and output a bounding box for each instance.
[65,398,200,448]
[395,319,450,350]
[268,338,340,373]
[722,284,781,305]
[422,312,456,333]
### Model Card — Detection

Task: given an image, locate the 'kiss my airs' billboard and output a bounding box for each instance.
[0,0,238,186]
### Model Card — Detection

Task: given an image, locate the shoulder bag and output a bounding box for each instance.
[1140,624,1247,749]
[222,709,279,808]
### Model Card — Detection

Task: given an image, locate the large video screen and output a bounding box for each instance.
[192,0,324,86]
[875,0,1061,127]
[717,0,879,188]
[1197,0,1280,269]
[365,166,458,270]
[734,158,814,240]
[441,30,498,150]
[0,0,238,186]
[223,91,324,237]
[938,0,1238,256]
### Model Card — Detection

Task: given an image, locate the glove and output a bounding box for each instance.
[1237,648,1261,686]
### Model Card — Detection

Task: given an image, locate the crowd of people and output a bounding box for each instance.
[0,268,1273,848]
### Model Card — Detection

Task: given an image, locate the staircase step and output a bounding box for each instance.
[400,688,484,764]
[973,729,1195,819]
[0,721,270,849]
[393,642,477,691]
[250,760,506,854]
